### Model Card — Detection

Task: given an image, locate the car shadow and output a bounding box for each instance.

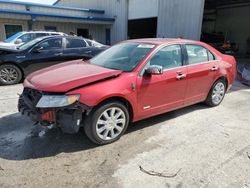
[0,103,208,161]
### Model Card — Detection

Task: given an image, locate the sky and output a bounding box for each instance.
[11,0,57,5]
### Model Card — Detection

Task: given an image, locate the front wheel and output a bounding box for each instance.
[84,101,130,145]
[205,79,226,107]
[0,64,22,85]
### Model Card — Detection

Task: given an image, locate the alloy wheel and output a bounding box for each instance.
[96,107,126,141]
[212,82,225,105]
[0,67,19,84]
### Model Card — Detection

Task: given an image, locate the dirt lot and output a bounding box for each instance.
[0,81,249,188]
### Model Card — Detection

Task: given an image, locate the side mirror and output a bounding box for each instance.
[15,39,22,44]
[145,65,163,75]
[32,46,43,53]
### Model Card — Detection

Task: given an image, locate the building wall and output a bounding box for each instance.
[215,6,250,53]
[32,21,106,43]
[128,0,158,20]
[0,0,113,43]
[0,18,106,43]
[157,0,205,40]
[0,19,28,40]
[56,0,128,44]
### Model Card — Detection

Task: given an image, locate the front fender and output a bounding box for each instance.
[66,73,138,117]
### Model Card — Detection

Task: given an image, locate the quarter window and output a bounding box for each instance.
[208,50,215,61]
[186,44,215,65]
[66,38,86,48]
[149,45,183,69]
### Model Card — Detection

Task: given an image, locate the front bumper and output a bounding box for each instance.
[18,88,91,133]
[18,95,42,122]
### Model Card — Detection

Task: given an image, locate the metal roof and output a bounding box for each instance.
[0,0,105,14]
[0,9,115,22]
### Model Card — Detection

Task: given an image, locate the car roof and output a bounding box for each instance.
[127,38,201,45]
[21,31,65,34]
[35,35,84,40]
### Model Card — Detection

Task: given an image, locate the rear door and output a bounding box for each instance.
[184,44,219,105]
[63,38,92,60]
[137,44,188,118]
[23,38,64,74]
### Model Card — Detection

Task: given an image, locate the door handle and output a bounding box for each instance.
[55,52,63,56]
[176,74,187,80]
[211,66,219,71]
[85,51,92,54]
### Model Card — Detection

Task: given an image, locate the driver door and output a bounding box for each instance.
[136,44,188,119]
[23,38,64,75]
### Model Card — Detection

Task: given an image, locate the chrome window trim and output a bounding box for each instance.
[138,43,219,77]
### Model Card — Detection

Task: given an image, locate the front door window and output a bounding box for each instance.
[149,44,183,69]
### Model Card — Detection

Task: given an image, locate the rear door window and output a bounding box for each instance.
[186,44,215,65]
[66,38,87,48]
[35,33,48,38]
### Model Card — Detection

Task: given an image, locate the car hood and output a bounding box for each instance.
[0,42,16,48]
[0,47,19,54]
[24,60,123,92]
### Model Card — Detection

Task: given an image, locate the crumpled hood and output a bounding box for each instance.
[24,60,122,92]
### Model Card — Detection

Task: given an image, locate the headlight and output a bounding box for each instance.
[36,94,80,108]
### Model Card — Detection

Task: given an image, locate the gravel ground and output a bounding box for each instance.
[0,81,249,188]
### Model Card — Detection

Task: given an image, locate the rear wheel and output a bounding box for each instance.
[0,64,22,85]
[84,101,129,145]
[205,79,226,107]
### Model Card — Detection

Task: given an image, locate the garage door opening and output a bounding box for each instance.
[77,29,89,38]
[128,17,157,39]
[202,0,250,56]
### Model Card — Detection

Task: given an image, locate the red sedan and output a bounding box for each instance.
[18,39,236,145]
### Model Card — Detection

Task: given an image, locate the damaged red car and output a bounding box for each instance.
[18,39,236,145]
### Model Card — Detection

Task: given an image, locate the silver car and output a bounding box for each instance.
[0,31,66,49]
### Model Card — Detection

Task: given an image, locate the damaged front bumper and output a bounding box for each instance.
[18,88,91,134]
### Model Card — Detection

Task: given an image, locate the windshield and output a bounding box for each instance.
[17,38,44,50]
[90,42,155,72]
[4,32,23,43]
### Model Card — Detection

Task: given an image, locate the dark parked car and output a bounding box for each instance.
[0,36,108,85]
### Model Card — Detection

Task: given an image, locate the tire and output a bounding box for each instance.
[205,79,226,107]
[0,64,22,85]
[84,101,130,145]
